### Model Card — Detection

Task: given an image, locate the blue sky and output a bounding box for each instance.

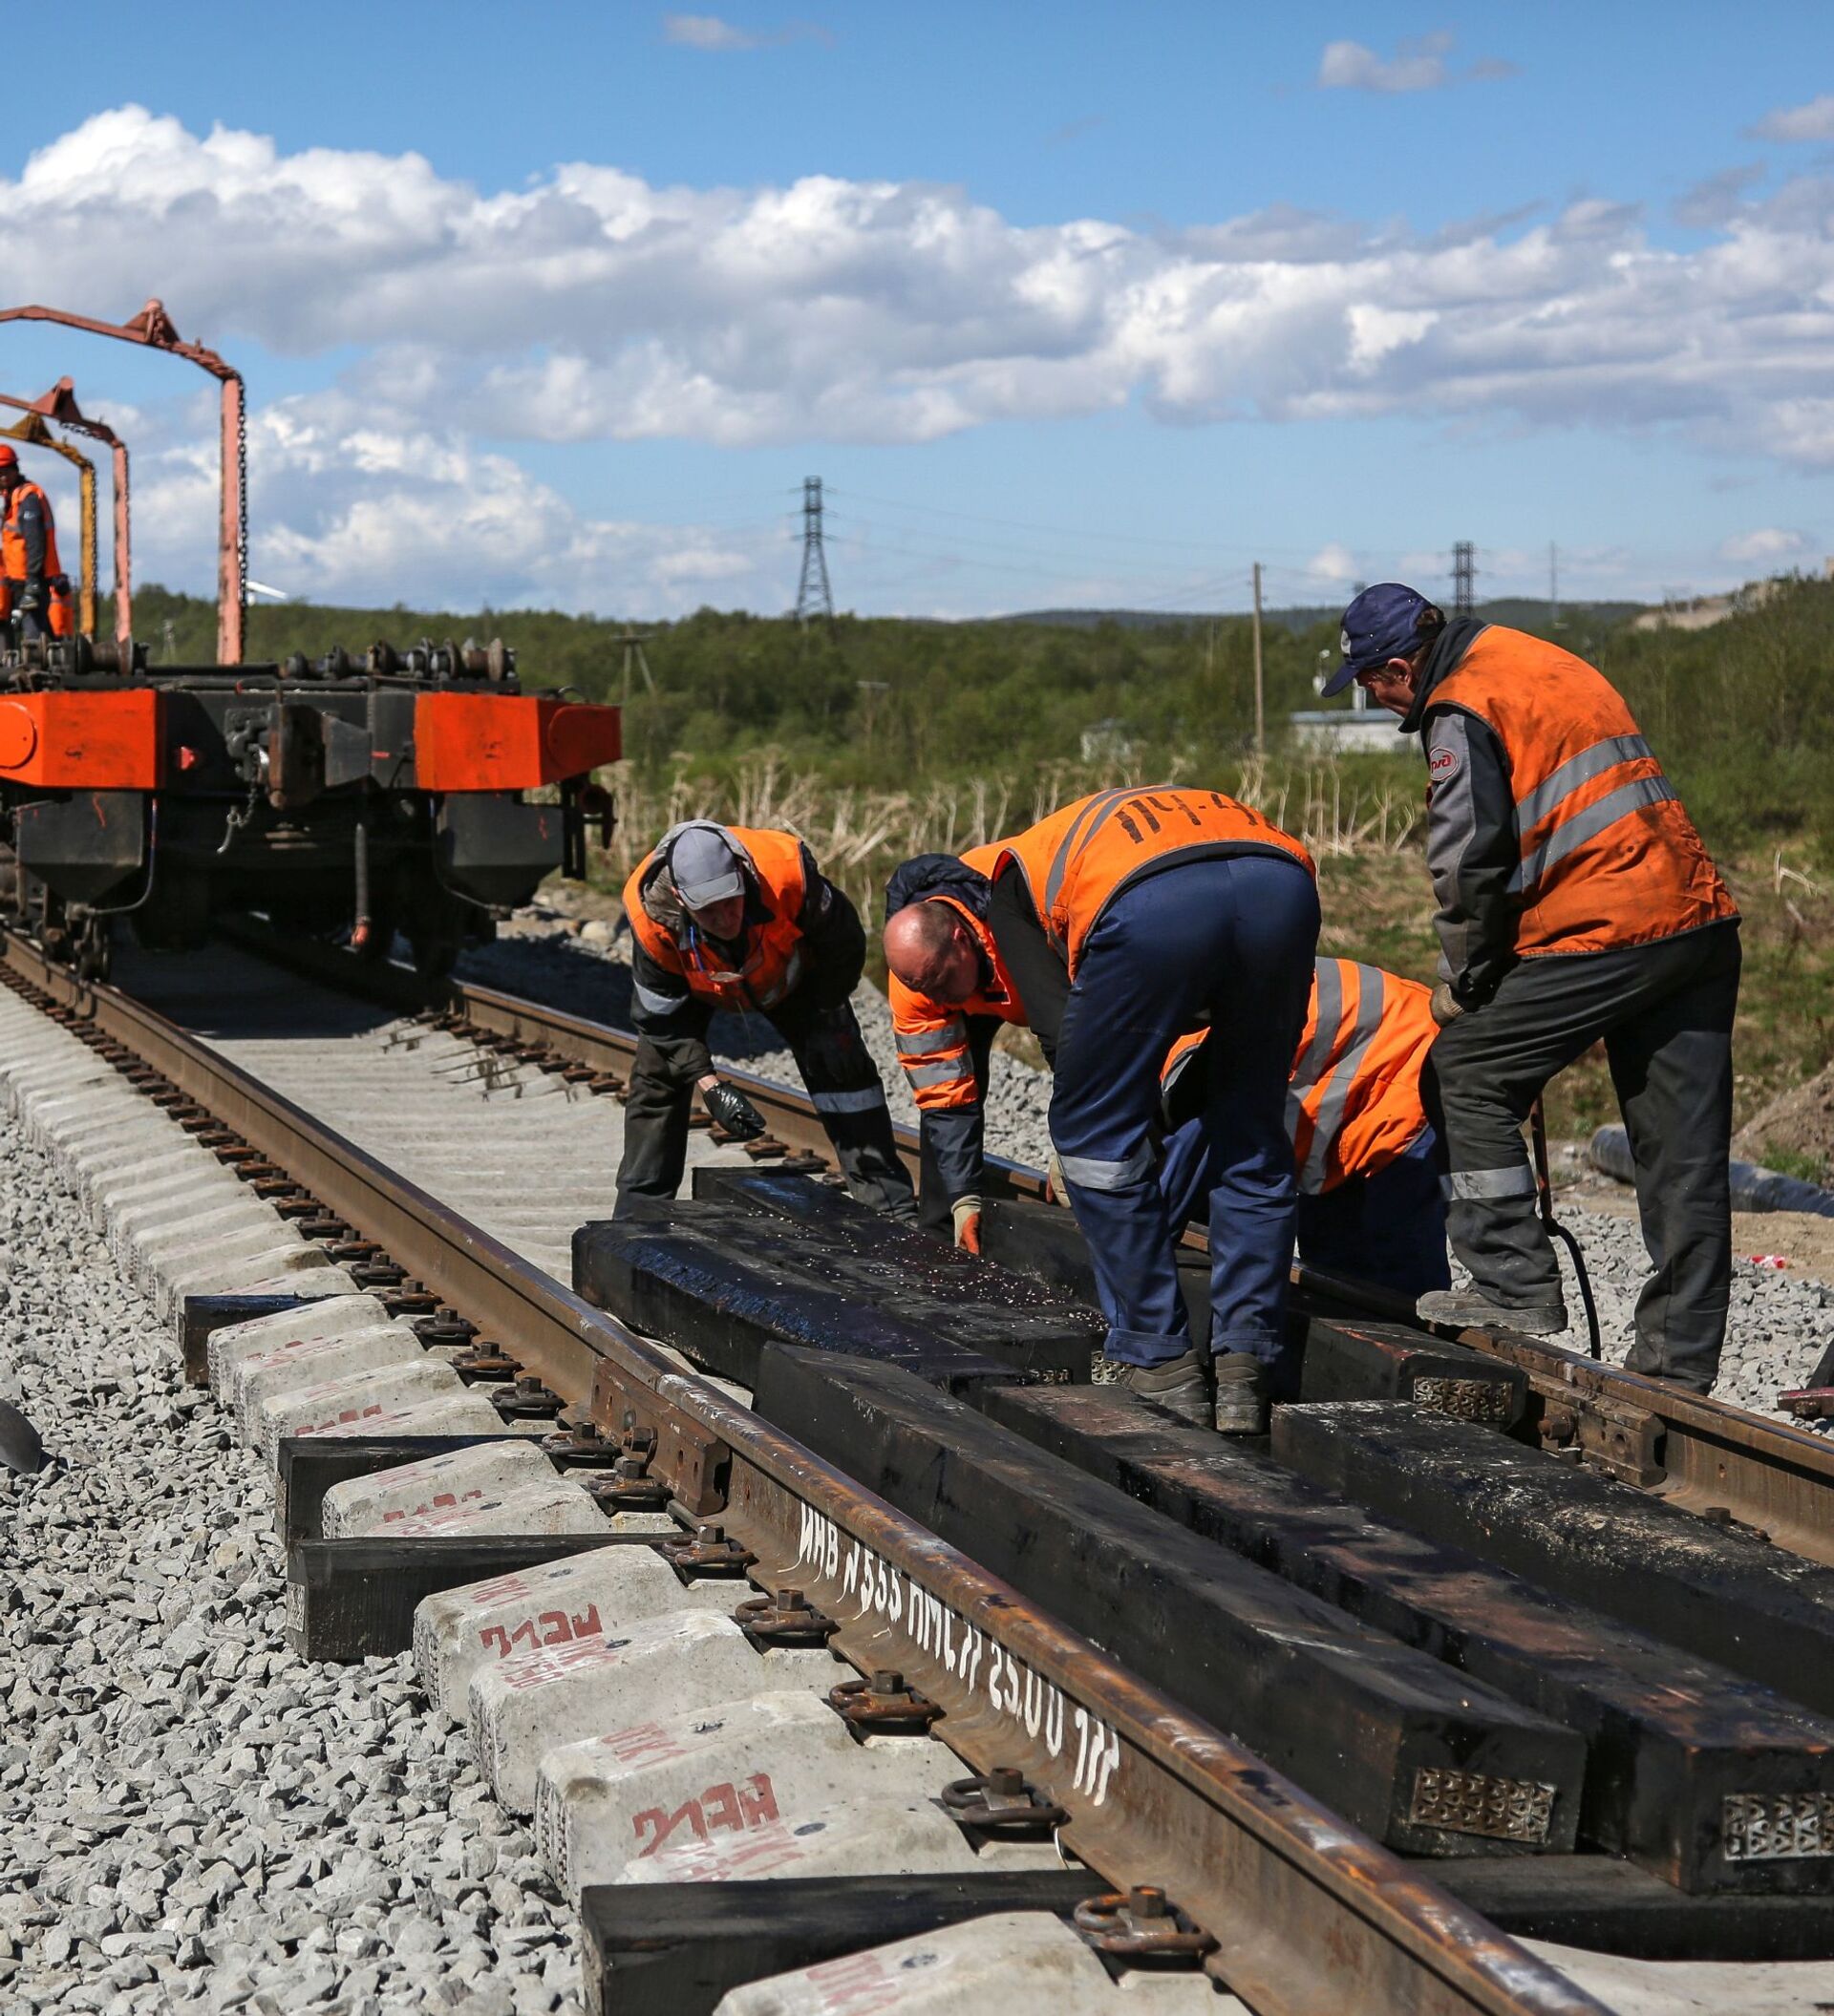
[6,3,1834,617]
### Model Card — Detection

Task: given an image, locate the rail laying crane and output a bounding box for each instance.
[0,300,621,979]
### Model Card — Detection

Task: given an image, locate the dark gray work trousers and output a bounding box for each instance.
[1421,920,1740,1391]
[616,998,917,1223]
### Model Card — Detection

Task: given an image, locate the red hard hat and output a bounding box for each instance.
[0,445,16,470]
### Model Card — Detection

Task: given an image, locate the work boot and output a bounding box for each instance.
[1212,1351,1268,1435]
[1416,1287,1568,1337]
[1116,1349,1211,1428]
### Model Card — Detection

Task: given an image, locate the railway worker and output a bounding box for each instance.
[979,786,1318,1431]
[1329,583,1740,1393]
[0,445,62,643]
[615,819,917,1223]
[1155,961,1450,1302]
[885,859,1447,1295]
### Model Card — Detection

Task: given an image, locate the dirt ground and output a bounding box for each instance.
[1558,1170,1834,1288]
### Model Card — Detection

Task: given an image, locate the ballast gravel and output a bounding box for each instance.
[463,919,1834,1411]
[0,1126,582,2016]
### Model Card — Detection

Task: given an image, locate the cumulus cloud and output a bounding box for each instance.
[1317,32,1513,94]
[11,106,1834,608]
[1750,94,1834,143]
[1719,526,1808,564]
[662,13,830,52]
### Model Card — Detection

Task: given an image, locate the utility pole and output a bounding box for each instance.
[1452,541,1476,616]
[1251,562,1266,754]
[1548,542,1560,627]
[794,476,835,626]
[618,625,655,704]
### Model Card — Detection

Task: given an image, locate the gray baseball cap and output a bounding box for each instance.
[664,821,745,909]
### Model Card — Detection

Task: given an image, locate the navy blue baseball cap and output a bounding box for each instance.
[1323,583,1435,697]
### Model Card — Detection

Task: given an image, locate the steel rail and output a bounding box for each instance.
[215,915,1834,1565]
[0,927,1603,2016]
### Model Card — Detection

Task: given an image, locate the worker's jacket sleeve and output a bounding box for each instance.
[987,871,1072,1065]
[628,930,715,1083]
[15,493,46,580]
[1422,708,1520,1006]
[791,857,868,1012]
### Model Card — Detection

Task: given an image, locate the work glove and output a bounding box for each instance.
[951,1197,983,1254]
[1044,1147,1071,1206]
[1429,983,1465,1029]
[701,1080,767,1141]
[15,579,44,615]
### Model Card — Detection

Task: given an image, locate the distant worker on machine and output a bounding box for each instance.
[616,820,916,1222]
[1329,584,1740,1393]
[0,445,64,643]
[885,856,1446,1296]
[887,788,1320,1432]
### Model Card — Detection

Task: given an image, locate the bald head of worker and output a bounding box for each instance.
[885,901,980,1005]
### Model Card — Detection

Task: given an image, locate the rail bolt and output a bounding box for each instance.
[452,1342,520,1383]
[1073,1886,1216,1966]
[658,1520,756,1578]
[540,1418,620,1466]
[586,1452,671,1512]
[828,1668,944,1735]
[734,1587,839,1650]
[941,1767,1068,1836]
[491,1373,565,1420]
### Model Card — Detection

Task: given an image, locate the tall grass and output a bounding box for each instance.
[600,750,1423,917]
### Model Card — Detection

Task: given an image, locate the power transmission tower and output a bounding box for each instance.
[1452,541,1476,616]
[617,625,655,704]
[794,476,835,625]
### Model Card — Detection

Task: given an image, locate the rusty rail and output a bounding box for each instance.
[0,927,1607,2014]
[213,913,1834,1569]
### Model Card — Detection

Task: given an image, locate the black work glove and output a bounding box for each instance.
[702,1080,767,1141]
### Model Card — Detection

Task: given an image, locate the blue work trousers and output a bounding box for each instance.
[1051,855,1319,1374]
[1162,1122,1451,1304]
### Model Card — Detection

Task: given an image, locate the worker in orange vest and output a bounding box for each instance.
[1154,960,1448,1299]
[981,787,1320,1432]
[0,445,62,642]
[616,820,915,1221]
[1331,584,1740,1392]
[885,856,1448,1295]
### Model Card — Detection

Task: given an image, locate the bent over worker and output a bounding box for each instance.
[984,787,1319,1432]
[615,821,915,1222]
[0,446,61,643]
[884,859,1448,1298]
[1331,584,1739,1392]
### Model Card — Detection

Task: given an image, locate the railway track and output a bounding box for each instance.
[8,923,1834,2014]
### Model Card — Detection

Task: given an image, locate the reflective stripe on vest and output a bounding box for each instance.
[906,1055,973,1092]
[1431,627,1736,959]
[1284,958,1436,1195]
[898,1018,968,1056]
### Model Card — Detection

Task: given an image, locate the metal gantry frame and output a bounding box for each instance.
[0,299,243,662]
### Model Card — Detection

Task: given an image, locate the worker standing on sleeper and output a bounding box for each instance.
[980,787,1319,1432]
[615,820,915,1222]
[1329,584,1739,1393]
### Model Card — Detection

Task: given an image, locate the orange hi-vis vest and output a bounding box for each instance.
[992,787,1315,978]
[624,825,810,1012]
[889,842,1021,1113]
[47,578,74,639]
[0,479,60,583]
[1161,959,1437,1196]
[1430,628,1737,958]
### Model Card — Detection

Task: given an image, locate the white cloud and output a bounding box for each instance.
[1719,526,1808,564]
[661,13,829,52]
[1317,32,1512,95]
[13,107,1834,609]
[1750,94,1834,143]
[1306,542,1360,583]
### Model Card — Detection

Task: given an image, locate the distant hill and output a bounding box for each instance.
[1001,599,1649,636]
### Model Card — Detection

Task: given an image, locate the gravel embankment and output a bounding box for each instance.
[460,917,1834,1412]
[0,1127,582,2016]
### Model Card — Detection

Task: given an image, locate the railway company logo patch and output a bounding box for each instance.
[1428,744,1461,783]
